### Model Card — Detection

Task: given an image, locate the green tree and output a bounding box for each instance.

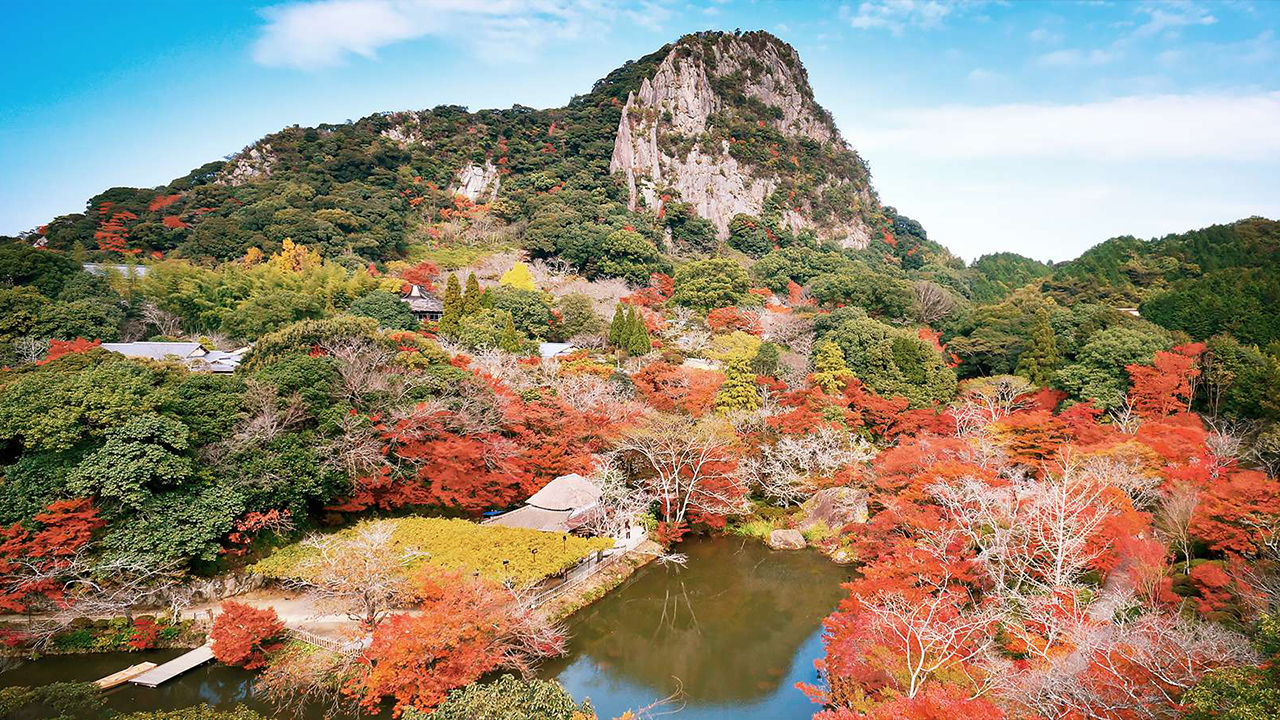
[68,414,193,511]
[813,308,957,406]
[1055,325,1171,409]
[438,273,463,336]
[626,306,652,356]
[751,341,780,377]
[716,352,760,412]
[1015,307,1060,386]
[499,314,522,353]
[1182,612,1280,720]
[672,258,750,312]
[558,293,603,340]
[348,290,417,330]
[462,273,482,315]
[607,305,626,348]
[811,340,851,394]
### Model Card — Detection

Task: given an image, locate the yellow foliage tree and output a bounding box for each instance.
[269,238,322,273]
[499,261,536,291]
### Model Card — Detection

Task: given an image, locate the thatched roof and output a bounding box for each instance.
[527,473,600,512]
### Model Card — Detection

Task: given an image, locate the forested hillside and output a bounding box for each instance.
[2,28,1280,720]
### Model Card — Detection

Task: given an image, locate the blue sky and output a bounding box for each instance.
[2,0,1278,261]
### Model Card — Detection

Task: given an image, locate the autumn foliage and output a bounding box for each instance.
[210,601,286,669]
[0,499,104,612]
[344,571,563,716]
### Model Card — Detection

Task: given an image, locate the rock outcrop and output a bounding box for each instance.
[801,487,869,530]
[609,32,876,249]
[452,161,500,203]
[217,144,277,186]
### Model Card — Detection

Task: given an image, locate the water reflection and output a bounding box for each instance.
[542,536,845,719]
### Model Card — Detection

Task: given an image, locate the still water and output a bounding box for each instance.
[1,536,845,718]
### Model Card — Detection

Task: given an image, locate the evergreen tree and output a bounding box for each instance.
[499,315,522,353]
[1016,307,1060,386]
[716,352,761,412]
[812,340,852,394]
[751,341,780,377]
[627,307,652,356]
[462,274,482,315]
[607,305,626,348]
[437,273,463,336]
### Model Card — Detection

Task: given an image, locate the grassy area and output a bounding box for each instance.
[251,517,612,587]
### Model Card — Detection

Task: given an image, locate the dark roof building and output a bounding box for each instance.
[401,284,443,321]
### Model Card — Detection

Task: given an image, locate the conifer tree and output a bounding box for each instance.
[627,307,652,356]
[462,274,482,315]
[1016,307,1060,387]
[438,273,463,336]
[500,315,522,353]
[607,305,626,348]
[716,352,761,412]
[812,340,852,394]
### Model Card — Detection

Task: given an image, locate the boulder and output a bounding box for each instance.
[767,528,806,550]
[801,487,868,530]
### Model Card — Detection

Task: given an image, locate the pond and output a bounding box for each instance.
[1,536,846,719]
[540,536,848,719]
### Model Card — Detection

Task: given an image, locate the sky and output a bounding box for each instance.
[2,0,1278,262]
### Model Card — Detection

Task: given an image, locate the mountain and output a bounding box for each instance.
[18,31,889,272]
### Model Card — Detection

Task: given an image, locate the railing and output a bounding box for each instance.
[521,546,631,610]
[286,626,366,654]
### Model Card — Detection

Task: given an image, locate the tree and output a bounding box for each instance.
[613,415,747,530]
[625,306,651,356]
[499,261,536,291]
[437,273,463,336]
[1127,343,1204,418]
[349,290,417,331]
[462,273,482,315]
[291,520,414,629]
[210,601,285,669]
[1015,308,1059,386]
[499,315,522,353]
[67,414,193,511]
[606,305,625,348]
[344,571,563,716]
[557,293,603,340]
[812,340,851,394]
[814,308,957,407]
[715,352,760,413]
[672,259,750,312]
[912,280,957,325]
[0,499,104,612]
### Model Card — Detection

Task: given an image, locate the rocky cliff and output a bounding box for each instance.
[610,32,877,249]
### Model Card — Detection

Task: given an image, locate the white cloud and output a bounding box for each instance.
[1028,26,1064,45]
[1132,0,1216,40]
[966,67,999,84]
[252,0,620,69]
[841,0,955,36]
[851,92,1280,162]
[1036,48,1119,68]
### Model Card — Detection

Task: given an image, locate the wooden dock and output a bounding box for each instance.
[128,643,215,687]
[95,661,156,689]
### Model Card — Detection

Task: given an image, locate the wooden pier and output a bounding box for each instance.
[128,643,215,687]
[95,661,156,689]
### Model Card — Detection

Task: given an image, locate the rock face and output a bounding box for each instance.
[453,161,500,203]
[801,487,869,529]
[609,32,875,249]
[768,528,807,550]
[217,144,276,186]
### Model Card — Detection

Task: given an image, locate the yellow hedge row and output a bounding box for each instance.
[252,517,613,587]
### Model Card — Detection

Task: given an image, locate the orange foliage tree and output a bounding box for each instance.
[0,499,104,612]
[344,571,563,716]
[210,601,286,669]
